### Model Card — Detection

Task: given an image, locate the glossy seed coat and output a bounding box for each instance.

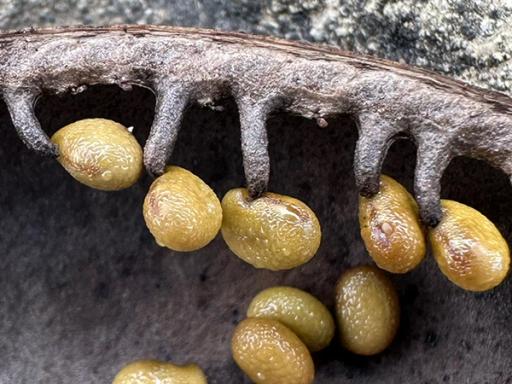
[429,200,510,292]
[359,175,426,273]
[221,188,321,270]
[247,286,335,352]
[143,166,222,252]
[51,118,143,191]
[112,359,207,384]
[231,318,314,384]
[335,265,400,356]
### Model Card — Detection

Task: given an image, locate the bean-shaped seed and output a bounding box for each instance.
[359,175,426,273]
[221,188,321,270]
[335,265,400,356]
[231,318,314,384]
[143,166,222,252]
[51,118,143,191]
[112,359,207,384]
[247,286,334,352]
[429,200,510,292]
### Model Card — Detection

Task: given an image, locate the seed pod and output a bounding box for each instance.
[359,175,426,273]
[429,200,510,292]
[143,166,222,252]
[247,286,334,352]
[51,118,143,191]
[112,359,207,384]
[335,265,400,356]
[231,318,314,384]
[221,188,321,271]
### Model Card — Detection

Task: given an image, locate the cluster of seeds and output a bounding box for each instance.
[359,175,510,292]
[51,119,510,383]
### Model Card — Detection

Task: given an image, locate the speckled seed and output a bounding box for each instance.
[143,166,222,252]
[247,286,335,352]
[335,265,400,356]
[112,359,207,384]
[51,118,143,191]
[359,175,426,273]
[429,200,510,292]
[231,318,314,384]
[221,188,321,270]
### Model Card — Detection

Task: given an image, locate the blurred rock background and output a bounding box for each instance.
[1,0,511,93]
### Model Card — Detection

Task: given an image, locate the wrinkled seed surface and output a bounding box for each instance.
[247,286,335,352]
[231,318,314,384]
[51,118,143,191]
[430,199,510,291]
[335,265,400,356]
[221,188,321,270]
[359,175,426,273]
[112,359,207,384]
[143,166,222,252]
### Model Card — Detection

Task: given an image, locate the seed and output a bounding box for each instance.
[231,318,314,384]
[359,175,426,273]
[143,166,222,252]
[112,359,207,384]
[335,265,400,356]
[221,188,321,270]
[429,200,510,292]
[247,286,334,352]
[51,118,142,191]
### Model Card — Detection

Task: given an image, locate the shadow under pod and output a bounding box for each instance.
[0,85,511,384]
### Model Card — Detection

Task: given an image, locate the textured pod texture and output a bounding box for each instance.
[51,118,143,191]
[143,166,222,252]
[429,200,510,292]
[3,26,512,226]
[247,286,335,352]
[359,175,426,273]
[335,266,400,356]
[112,360,207,384]
[231,318,314,384]
[221,188,321,270]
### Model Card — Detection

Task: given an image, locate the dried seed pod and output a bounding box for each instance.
[247,286,335,352]
[429,200,510,292]
[335,265,400,356]
[51,118,143,191]
[221,188,321,271]
[231,318,314,384]
[359,175,426,273]
[112,359,207,384]
[143,166,222,252]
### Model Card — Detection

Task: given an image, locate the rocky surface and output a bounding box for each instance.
[1,2,512,384]
[1,0,512,92]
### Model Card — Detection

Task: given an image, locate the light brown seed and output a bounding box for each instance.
[221,188,321,270]
[51,118,143,191]
[143,166,222,252]
[359,175,426,273]
[112,359,207,384]
[247,286,335,352]
[231,318,314,384]
[429,199,510,291]
[335,265,400,356]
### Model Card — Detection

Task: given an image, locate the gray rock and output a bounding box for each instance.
[1,0,512,92]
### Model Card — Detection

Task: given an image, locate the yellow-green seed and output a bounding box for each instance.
[247,286,334,352]
[359,175,426,273]
[430,200,510,292]
[112,359,207,384]
[231,318,314,384]
[335,265,400,356]
[51,118,143,191]
[221,188,321,270]
[143,166,222,252]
